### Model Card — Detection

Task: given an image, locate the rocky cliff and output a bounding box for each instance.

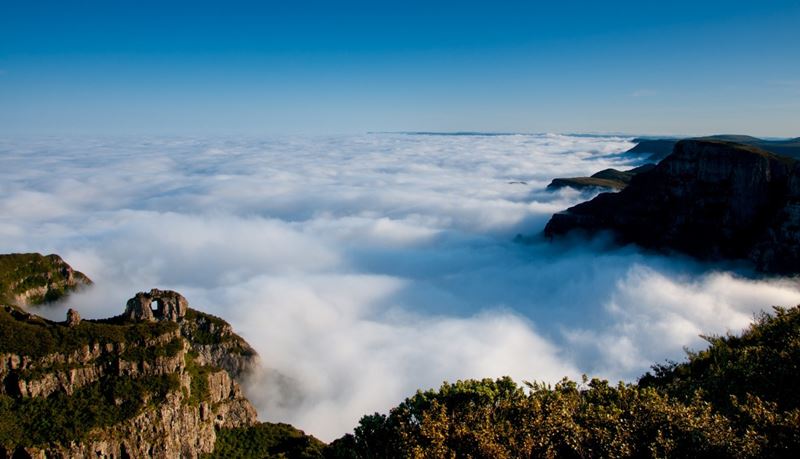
[545,139,800,273]
[0,253,92,306]
[0,289,259,458]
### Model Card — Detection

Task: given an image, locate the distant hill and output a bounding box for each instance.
[547,164,656,191]
[0,253,92,306]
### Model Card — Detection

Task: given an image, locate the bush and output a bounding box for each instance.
[325,307,800,458]
[207,422,326,459]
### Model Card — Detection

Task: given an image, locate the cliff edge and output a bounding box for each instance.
[545,139,800,273]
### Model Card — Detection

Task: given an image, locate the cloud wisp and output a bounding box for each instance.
[1,133,798,440]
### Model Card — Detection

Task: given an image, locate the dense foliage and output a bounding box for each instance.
[640,306,800,413]
[326,307,800,458]
[206,422,327,459]
[0,374,179,447]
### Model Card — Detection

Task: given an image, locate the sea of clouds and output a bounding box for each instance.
[1,133,799,440]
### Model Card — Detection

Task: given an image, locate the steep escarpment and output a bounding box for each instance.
[0,289,258,458]
[0,253,92,306]
[545,139,800,273]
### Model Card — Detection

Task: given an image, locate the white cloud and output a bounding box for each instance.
[2,133,798,441]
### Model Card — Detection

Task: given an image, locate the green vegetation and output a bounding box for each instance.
[206,422,327,459]
[326,307,800,458]
[183,308,234,345]
[0,304,178,358]
[0,300,186,450]
[640,306,800,414]
[184,351,219,406]
[0,253,91,305]
[121,336,183,362]
[0,374,179,448]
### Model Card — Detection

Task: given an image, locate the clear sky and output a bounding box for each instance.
[1,0,798,136]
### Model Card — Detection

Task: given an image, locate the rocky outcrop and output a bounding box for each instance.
[0,253,92,306]
[547,164,656,191]
[66,308,81,327]
[0,289,259,458]
[545,140,800,273]
[124,288,188,322]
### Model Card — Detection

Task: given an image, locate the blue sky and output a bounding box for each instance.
[1,0,798,136]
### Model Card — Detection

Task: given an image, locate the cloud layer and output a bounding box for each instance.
[1,133,798,440]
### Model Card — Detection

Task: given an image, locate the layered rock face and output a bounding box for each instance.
[0,253,92,306]
[0,289,259,458]
[545,140,800,273]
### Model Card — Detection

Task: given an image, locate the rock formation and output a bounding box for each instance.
[545,139,800,273]
[124,288,189,322]
[65,308,81,327]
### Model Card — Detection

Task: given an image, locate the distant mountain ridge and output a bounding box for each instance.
[628,135,800,162]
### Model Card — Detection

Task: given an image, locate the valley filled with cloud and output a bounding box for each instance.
[2,133,798,440]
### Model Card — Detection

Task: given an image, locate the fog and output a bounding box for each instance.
[1,133,798,440]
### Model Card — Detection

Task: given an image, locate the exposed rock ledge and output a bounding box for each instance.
[544,139,800,274]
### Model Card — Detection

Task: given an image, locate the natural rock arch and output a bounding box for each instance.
[123,288,188,322]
